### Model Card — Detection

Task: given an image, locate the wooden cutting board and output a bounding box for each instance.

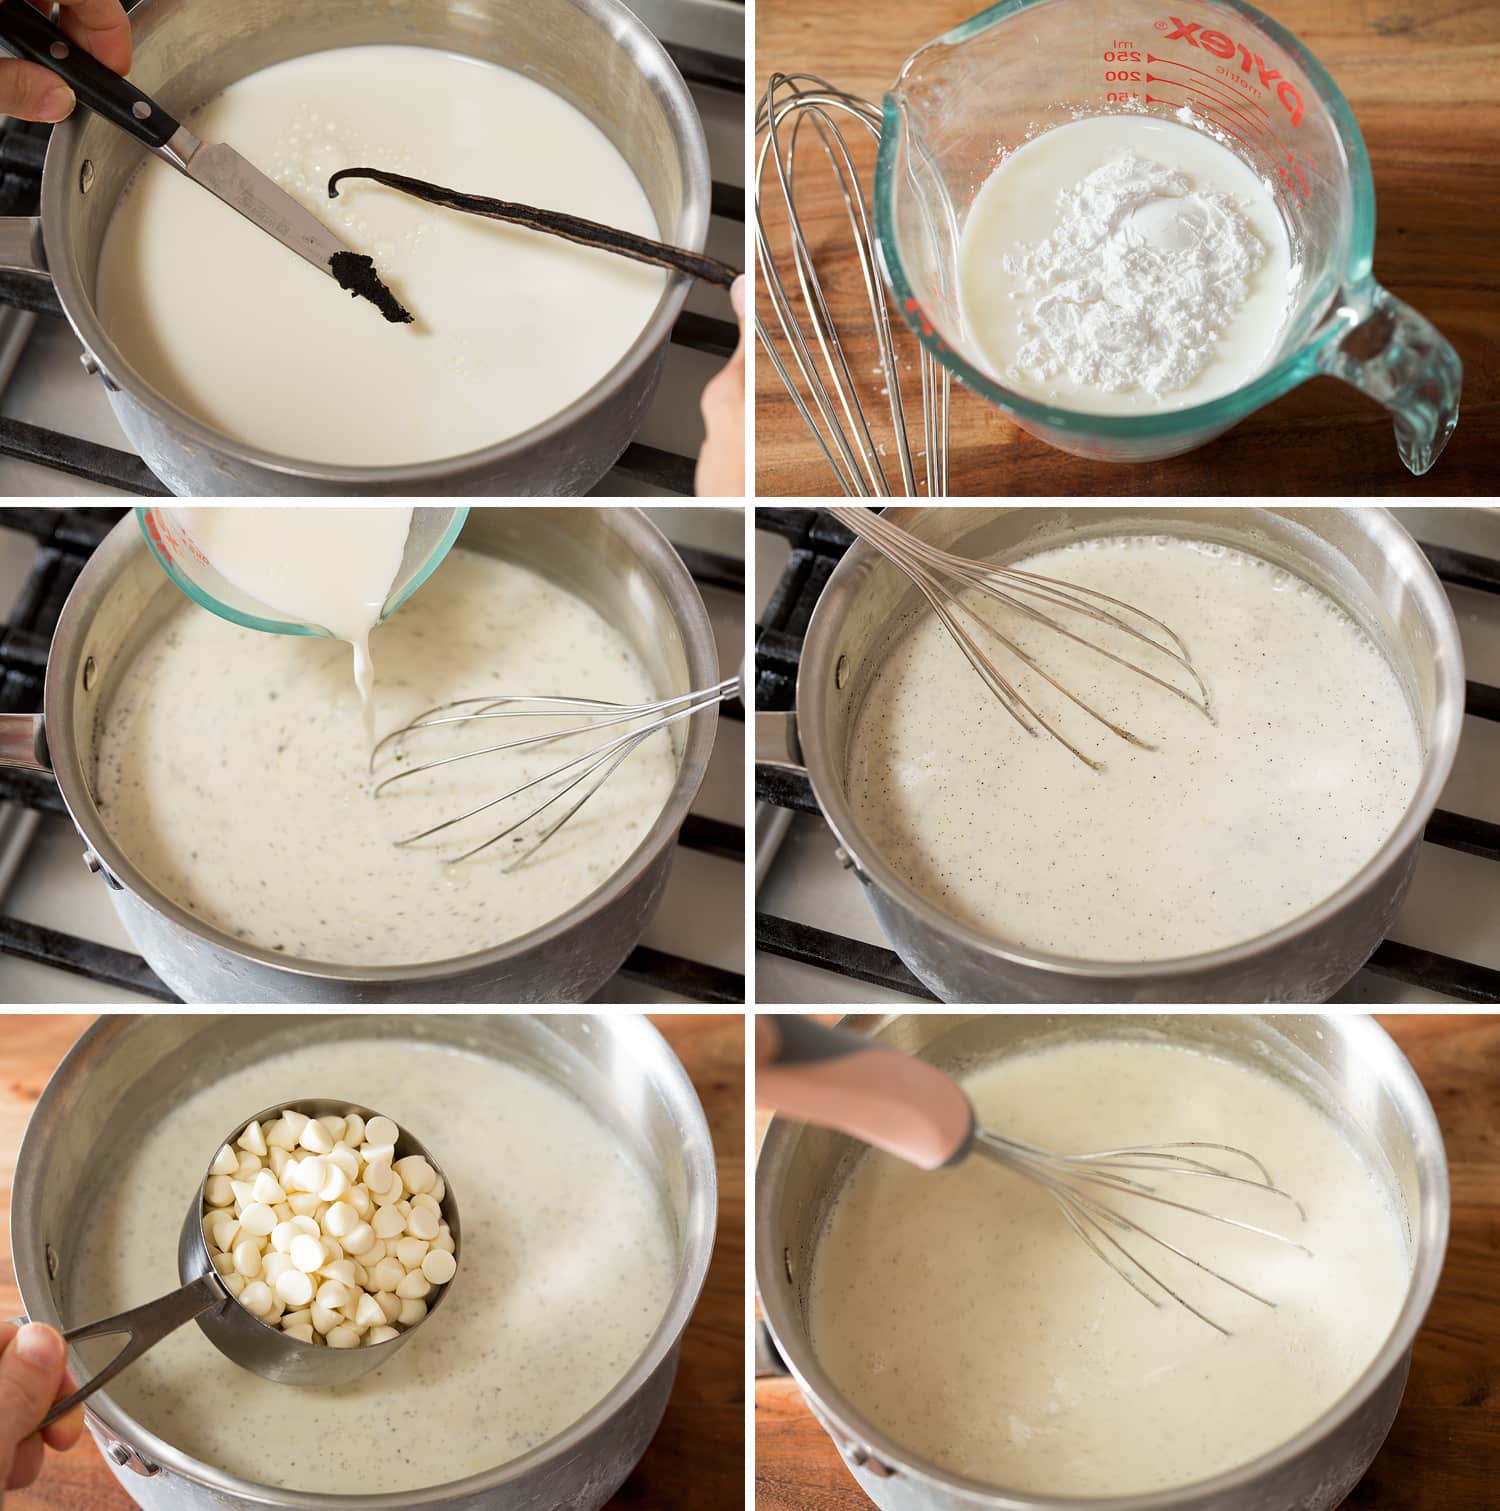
[755,1014,1500,1510]
[754,0,1500,497]
[0,1013,745,1510]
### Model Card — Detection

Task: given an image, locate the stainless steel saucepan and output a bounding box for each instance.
[757,1012,1449,1511]
[758,507,1464,1002]
[14,1011,718,1510]
[0,507,720,1003]
[0,0,709,496]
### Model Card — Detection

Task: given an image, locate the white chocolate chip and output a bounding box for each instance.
[395,1271,432,1301]
[421,1249,457,1286]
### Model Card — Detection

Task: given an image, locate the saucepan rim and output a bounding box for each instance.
[39,0,711,485]
[795,504,1465,987]
[755,1009,1450,1510]
[40,505,720,985]
[14,1010,720,1506]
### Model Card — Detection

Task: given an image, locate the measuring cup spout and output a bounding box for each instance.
[1317,283,1463,476]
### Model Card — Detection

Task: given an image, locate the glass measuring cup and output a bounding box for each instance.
[136,506,470,637]
[874,0,1462,472]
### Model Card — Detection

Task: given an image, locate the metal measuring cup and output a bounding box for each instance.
[38,1098,461,1427]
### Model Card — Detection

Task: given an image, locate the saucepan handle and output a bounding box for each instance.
[1316,280,1462,477]
[755,1015,976,1171]
[0,713,49,773]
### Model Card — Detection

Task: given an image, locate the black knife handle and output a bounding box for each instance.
[0,0,177,149]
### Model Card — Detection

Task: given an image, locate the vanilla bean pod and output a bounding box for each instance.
[328,168,740,289]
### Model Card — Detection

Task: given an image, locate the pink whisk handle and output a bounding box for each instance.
[755,1016,974,1171]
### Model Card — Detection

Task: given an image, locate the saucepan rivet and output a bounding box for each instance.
[835,654,849,690]
[131,102,150,121]
[82,655,96,691]
[107,1444,131,1467]
[79,160,94,194]
[45,1243,58,1279]
[49,41,68,60]
[783,1246,794,1284]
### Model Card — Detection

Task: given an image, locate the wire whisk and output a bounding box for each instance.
[370,677,738,865]
[833,506,1213,767]
[974,1132,1309,1336]
[757,1016,1310,1336]
[756,71,949,497]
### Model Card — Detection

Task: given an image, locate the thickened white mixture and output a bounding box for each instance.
[810,1036,1410,1497]
[95,548,678,965]
[958,116,1293,412]
[96,46,665,465]
[69,1037,677,1494]
[847,533,1421,960]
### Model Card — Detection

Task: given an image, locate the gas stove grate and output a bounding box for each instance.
[0,507,745,1004]
[0,12,745,499]
[754,508,1500,1005]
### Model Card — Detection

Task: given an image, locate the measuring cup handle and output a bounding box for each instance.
[755,1015,976,1170]
[38,1270,224,1429]
[1317,282,1462,477]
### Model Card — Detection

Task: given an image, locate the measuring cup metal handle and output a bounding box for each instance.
[36,1270,224,1429]
[1318,283,1463,477]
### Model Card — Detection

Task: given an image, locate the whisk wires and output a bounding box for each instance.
[756,73,949,496]
[977,1134,1311,1335]
[370,679,737,867]
[832,506,1214,767]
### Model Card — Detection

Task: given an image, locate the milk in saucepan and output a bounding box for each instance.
[94,548,678,966]
[96,46,665,466]
[810,1037,1410,1497]
[847,534,1422,961]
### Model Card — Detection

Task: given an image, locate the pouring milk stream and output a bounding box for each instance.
[164,507,413,745]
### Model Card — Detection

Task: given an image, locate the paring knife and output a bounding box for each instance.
[0,0,412,323]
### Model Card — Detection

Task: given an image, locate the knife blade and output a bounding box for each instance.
[158,127,413,325]
[0,0,411,324]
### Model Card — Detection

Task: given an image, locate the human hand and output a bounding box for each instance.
[695,274,746,497]
[0,0,132,122]
[0,1324,85,1497]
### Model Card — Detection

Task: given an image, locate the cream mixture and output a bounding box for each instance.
[809,1036,1410,1497]
[958,116,1294,412]
[96,46,665,465]
[70,1037,677,1494]
[95,547,678,965]
[165,506,414,745]
[847,534,1421,961]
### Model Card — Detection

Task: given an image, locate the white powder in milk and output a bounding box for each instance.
[1002,151,1266,396]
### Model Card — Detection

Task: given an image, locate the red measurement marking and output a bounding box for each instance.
[1147,53,1270,115]
[1149,75,1272,141]
[1146,54,1302,175]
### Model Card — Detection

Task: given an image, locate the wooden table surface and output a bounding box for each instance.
[754,0,1500,497]
[0,1013,746,1510]
[755,1014,1500,1510]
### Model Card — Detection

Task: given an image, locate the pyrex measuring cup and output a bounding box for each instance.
[874,0,1462,472]
[136,506,469,638]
